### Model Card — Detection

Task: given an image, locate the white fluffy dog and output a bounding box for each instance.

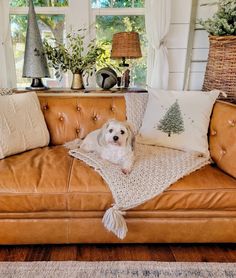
[65,119,135,174]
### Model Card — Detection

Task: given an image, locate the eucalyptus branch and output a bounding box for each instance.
[43,30,106,77]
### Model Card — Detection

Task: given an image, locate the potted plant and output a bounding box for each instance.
[199,0,236,99]
[199,0,236,36]
[43,30,106,89]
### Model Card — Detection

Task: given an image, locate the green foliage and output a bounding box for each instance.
[10,0,67,45]
[199,0,236,35]
[91,0,144,8]
[11,14,65,43]
[43,31,106,77]
[157,100,185,137]
[10,0,68,7]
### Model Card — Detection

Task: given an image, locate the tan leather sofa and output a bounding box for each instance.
[0,95,235,244]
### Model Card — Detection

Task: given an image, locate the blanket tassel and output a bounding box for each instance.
[102,205,128,240]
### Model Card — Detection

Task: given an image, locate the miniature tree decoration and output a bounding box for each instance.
[157,100,185,137]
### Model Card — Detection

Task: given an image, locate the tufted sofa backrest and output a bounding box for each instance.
[39,96,126,145]
[39,96,236,178]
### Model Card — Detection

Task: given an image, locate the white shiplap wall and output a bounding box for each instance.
[188,0,217,90]
[167,0,192,89]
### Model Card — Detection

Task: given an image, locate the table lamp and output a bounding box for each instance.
[22,0,50,90]
[111,32,142,88]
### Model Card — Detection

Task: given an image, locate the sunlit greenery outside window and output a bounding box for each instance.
[92,0,147,87]
[10,0,68,7]
[91,0,144,8]
[10,0,67,88]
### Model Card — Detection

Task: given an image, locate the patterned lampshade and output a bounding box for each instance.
[111,32,142,60]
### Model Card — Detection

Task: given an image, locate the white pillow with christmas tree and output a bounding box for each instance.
[137,89,220,157]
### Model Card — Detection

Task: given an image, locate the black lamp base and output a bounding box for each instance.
[119,57,129,67]
[26,78,49,90]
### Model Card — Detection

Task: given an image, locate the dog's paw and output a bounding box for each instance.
[122,168,131,175]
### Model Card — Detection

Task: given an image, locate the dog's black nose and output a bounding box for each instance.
[113,136,119,141]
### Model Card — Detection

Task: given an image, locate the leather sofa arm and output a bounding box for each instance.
[209,101,236,178]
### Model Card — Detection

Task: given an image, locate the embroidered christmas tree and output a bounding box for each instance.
[157,100,184,137]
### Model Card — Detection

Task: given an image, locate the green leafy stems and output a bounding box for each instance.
[198,0,236,36]
[43,29,107,80]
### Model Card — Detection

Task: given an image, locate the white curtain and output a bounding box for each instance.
[145,0,171,89]
[0,0,16,88]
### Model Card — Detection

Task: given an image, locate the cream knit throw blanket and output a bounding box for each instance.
[69,94,210,240]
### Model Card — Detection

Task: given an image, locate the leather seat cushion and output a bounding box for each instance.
[0,146,235,213]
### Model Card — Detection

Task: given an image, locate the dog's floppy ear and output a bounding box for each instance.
[97,123,107,146]
[97,119,114,146]
[125,122,135,150]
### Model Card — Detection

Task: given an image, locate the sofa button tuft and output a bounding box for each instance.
[43,105,48,110]
[93,116,98,121]
[228,120,235,127]
[77,106,81,112]
[76,128,80,134]
[59,116,64,121]
[220,149,227,156]
[211,130,217,136]
[111,106,115,112]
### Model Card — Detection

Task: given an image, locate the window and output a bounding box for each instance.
[91,0,147,87]
[9,0,67,88]
[9,0,146,88]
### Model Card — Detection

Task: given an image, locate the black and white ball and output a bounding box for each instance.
[96,67,117,89]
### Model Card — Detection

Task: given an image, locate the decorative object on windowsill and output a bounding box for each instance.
[96,67,117,89]
[199,0,236,101]
[43,31,106,90]
[111,32,142,88]
[22,0,50,90]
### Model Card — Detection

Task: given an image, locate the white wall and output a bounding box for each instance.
[167,0,192,90]
[188,0,217,90]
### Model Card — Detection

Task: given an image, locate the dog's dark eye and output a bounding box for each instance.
[109,129,113,133]
[120,130,125,135]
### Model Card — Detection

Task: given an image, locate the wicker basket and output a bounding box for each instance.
[203,36,236,101]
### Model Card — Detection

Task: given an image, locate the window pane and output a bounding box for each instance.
[113,0,132,8]
[91,0,111,8]
[10,0,68,7]
[96,15,147,87]
[91,0,145,8]
[10,14,66,88]
[134,0,144,7]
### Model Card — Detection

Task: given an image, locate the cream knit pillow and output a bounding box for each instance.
[0,92,50,159]
[137,90,220,157]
